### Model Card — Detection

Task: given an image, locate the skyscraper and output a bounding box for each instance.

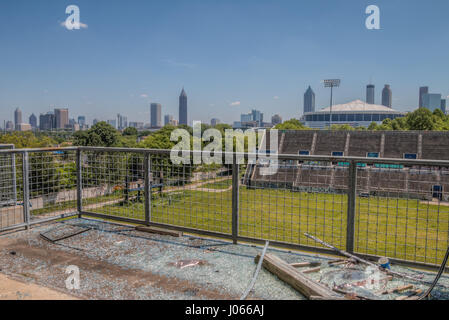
[304,86,315,114]
[211,118,220,126]
[271,114,282,126]
[29,114,37,129]
[179,88,188,125]
[419,86,429,108]
[441,99,447,114]
[78,116,86,126]
[39,112,55,131]
[54,108,69,129]
[117,114,128,130]
[164,114,173,126]
[422,93,442,112]
[14,108,22,127]
[151,103,162,128]
[366,84,375,104]
[381,85,392,108]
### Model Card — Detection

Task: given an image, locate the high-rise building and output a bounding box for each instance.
[381,85,392,108]
[419,86,429,108]
[107,119,117,128]
[179,88,188,125]
[366,84,375,104]
[78,116,86,126]
[422,93,442,112]
[93,119,99,126]
[39,112,55,131]
[304,86,315,114]
[14,108,22,128]
[29,114,37,129]
[117,114,128,130]
[271,114,282,126]
[211,118,220,126]
[54,108,69,129]
[5,121,14,131]
[151,103,162,128]
[164,114,173,126]
[441,99,447,114]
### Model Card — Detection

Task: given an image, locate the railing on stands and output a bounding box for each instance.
[1,146,449,270]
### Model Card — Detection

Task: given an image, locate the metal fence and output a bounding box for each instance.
[1,146,449,270]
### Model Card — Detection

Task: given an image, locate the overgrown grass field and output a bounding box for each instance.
[90,179,449,265]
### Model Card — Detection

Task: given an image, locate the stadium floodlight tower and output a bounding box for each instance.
[323,79,341,128]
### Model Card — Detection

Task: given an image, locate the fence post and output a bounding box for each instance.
[22,152,30,229]
[76,149,83,218]
[346,160,357,253]
[144,152,151,225]
[231,154,239,244]
[11,146,17,205]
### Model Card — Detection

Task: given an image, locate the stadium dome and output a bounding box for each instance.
[301,100,406,129]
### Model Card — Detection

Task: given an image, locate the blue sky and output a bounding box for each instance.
[1,0,448,126]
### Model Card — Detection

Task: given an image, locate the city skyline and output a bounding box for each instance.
[1,1,449,126]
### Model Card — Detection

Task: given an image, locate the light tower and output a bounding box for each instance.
[323,79,341,128]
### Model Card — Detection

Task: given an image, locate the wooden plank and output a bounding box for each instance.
[302,267,321,274]
[309,296,347,300]
[135,225,183,237]
[255,253,341,299]
[290,261,321,268]
[383,284,414,294]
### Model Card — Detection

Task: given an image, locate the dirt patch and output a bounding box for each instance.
[0,273,77,300]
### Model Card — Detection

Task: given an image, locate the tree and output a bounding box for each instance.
[406,108,435,131]
[74,121,119,147]
[274,119,309,130]
[122,127,138,136]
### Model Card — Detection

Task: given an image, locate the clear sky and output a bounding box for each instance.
[1,0,448,126]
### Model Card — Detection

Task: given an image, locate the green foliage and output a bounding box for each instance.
[122,127,138,136]
[0,131,56,148]
[367,108,449,131]
[274,118,309,130]
[74,121,119,147]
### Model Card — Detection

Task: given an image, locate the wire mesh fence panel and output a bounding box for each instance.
[28,150,78,221]
[355,163,449,265]
[0,151,24,230]
[240,159,348,250]
[81,150,145,222]
[149,152,232,234]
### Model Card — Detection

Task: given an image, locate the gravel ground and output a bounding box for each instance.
[1,217,449,300]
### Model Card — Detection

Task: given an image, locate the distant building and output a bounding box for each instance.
[151,103,162,128]
[39,112,55,131]
[117,114,128,130]
[381,85,392,108]
[366,84,375,105]
[16,123,32,131]
[422,93,442,112]
[271,114,282,126]
[164,114,173,126]
[5,121,14,131]
[14,108,22,128]
[78,116,86,126]
[304,86,315,114]
[240,109,264,127]
[302,100,406,129]
[211,118,220,126]
[419,86,429,108]
[107,120,117,128]
[129,122,144,129]
[442,99,447,114]
[29,114,37,129]
[54,108,69,129]
[179,88,188,125]
[93,119,99,126]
